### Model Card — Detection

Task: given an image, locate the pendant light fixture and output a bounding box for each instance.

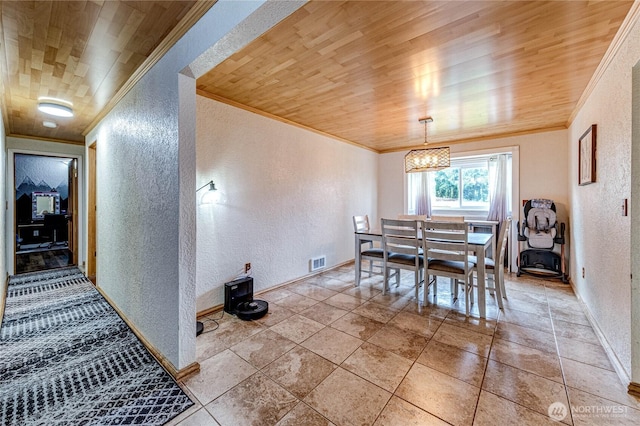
[404,117,450,173]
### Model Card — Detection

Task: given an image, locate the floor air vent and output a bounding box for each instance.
[310,256,326,272]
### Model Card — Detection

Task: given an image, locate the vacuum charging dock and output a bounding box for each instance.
[224,277,268,320]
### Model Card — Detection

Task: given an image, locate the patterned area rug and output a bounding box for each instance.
[0,267,193,425]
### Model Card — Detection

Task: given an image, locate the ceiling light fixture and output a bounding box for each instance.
[37,102,74,118]
[42,120,57,128]
[404,117,450,173]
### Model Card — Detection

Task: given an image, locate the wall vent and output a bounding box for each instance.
[310,256,326,272]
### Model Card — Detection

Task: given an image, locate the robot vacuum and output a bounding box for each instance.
[224,277,268,320]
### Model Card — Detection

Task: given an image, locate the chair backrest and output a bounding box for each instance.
[353,215,370,232]
[397,214,428,221]
[381,218,421,257]
[496,218,511,265]
[428,215,465,222]
[423,221,469,267]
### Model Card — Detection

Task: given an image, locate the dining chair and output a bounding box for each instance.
[468,218,511,309]
[423,221,476,316]
[381,218,424,300]
[397,214,428,221]
[353,215,383,281]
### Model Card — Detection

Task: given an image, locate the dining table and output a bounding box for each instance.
[354,227,494,318]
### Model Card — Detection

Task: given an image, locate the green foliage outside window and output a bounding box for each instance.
[434,168,459,200]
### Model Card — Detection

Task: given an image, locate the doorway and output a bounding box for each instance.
[14,153,78,274]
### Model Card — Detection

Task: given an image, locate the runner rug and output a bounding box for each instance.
[0,267,193,425]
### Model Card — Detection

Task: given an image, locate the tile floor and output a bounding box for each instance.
[168,264,640,426]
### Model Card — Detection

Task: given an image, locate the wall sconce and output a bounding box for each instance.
[196,180,221,204]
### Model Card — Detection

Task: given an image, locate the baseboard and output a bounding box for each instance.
[196,260,355,318]
[567,277,632,386]
[94,285,200,381]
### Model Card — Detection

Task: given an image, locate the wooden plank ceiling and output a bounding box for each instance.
[197,0,634,153]
[0,0,202,143]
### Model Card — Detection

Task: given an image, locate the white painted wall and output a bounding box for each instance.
[195,97,378,311]
[4,137,85,276]
[379,130,569,224]
[0,115,6,284]
[569,11,640,381]
[83,0,305,370]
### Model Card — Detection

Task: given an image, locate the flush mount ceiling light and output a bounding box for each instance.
[37,102,73,118]
[42,120,57,128]
[404,116,450,173]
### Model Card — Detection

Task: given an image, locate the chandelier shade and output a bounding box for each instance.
[404,116,450,173]
[405,147,451,172]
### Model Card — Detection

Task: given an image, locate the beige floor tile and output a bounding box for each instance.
[482,359,570,422]
[176,408,220,426]
[301,327,363,364]
[403,300,451,319]
[367,324,429,360]
[432,322,493,358]
[304,368,391,426]
[269,314,325,343]
[387,310,442,338]
[330,312,385,340]
[489,338,563,383]
[273,293,320,313]
[553,319,598,343]
[556,336,614,371]
[352,300,399,323]
[444,311,497,336]
[195,316,264,362]
[507,287,549,304]
[254,302,296,327]
[550,306,591,327]
[396,362,480,426]
[299,302,349,325]
[473,390,560,426]
[312,277,354,292]
[370,292,414,310]
[343,284,382,300]
[275,402,335,426]
[287,281,339,301]
[263,346,337,399]
[323,292,365,311]
[498,307,553,332]
[230,328,296,369]
[501,296,550,317]
[205,372,298,426]
[259,287,296,304]
[416,340,488,387]
[504,278,547,295]
[562,358,640,409]
[567,386,640,426]
[374,395,450,425]
[342,342,413,392]
[495,321,557,354]
[183,349,257,405]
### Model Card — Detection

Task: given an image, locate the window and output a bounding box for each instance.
[407,153,512,216]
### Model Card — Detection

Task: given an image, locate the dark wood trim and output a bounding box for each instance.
[87,142,97,283]
[0,274,8,325]
[628,382,640,397]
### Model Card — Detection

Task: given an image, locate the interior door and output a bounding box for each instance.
[68,158,78,265]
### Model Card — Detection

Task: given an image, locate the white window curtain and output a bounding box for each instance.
[487,154,509,221]
[414,172,431,217]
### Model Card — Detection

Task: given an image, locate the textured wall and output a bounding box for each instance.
[1,114,6,284]
[569,13,640,380]
[83,0,304,370]
[195,97,378,311]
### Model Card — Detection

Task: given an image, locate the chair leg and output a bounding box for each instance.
[464,279,471,317]
[493,272,504,309]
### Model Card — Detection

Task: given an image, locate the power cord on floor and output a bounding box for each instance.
[198,310,225,335]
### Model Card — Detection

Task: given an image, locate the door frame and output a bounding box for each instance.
[88,141,97,283]
[6,148,84,276]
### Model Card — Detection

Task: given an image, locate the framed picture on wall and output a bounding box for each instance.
[578,124,597,185]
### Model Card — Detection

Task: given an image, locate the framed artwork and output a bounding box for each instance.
[578,124,596,185]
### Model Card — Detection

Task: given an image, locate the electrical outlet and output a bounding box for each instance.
[245,263,251,273]
[582,267,585,278]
